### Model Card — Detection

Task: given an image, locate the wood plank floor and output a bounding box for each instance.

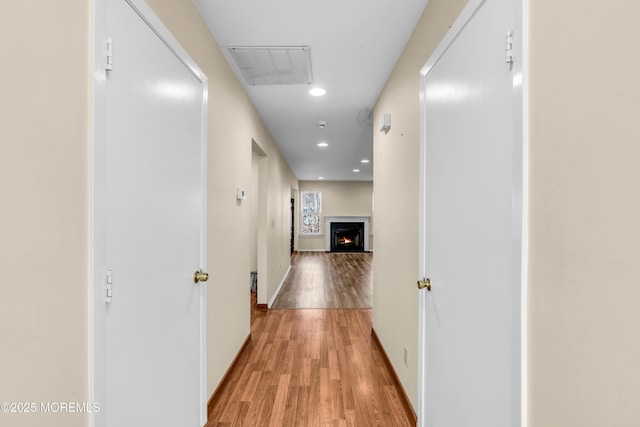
[206,296,413,426]
[271,252,372,309]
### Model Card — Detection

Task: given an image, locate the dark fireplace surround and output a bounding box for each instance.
[330,222,365,252]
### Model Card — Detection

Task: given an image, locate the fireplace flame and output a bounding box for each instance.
[339,237,353,245]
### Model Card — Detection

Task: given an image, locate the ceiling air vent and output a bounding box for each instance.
[228,46,313,86]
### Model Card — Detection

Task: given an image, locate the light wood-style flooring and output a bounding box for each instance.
[206,295,413,426]
[206,253,413,426]
[271,252,372,309]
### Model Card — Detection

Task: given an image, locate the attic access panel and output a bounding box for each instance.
[228,46,313,86]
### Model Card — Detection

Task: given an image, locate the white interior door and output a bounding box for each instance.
[418,0,524,426]
[100,1,207,425]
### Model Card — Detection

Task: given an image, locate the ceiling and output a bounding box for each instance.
[193,0,429,181]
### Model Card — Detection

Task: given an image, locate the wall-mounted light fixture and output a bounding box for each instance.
[379,113,391,134]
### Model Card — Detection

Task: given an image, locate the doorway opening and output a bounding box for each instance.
[251,140,268,308]
[290,198,295,255]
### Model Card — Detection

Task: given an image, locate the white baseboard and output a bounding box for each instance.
[268,265,291,308]
[297,249,326,252]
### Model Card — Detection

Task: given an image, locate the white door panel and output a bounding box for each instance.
[103,1,205,426]
[419,0,523,425]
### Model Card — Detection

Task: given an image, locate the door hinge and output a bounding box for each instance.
[106,38,113,71]
[505,31,514,65]
[105,269,113,303]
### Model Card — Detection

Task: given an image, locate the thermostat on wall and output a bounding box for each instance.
[236,188,246,200]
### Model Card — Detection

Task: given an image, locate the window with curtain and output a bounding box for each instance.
[301,191,322,234]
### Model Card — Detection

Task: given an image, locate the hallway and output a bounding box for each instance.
[271,252,373,309]
[206,254,413,426]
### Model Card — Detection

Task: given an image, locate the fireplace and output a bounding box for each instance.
[324,216,370,252]
[330,222,365,252]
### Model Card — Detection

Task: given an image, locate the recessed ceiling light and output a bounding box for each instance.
[318,176,325,180]
[317,142,329,148]
[353,169,360,172]
[309,87,326,96]
[360,159,370,164]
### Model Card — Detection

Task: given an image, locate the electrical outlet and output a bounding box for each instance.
[403,346,408,367]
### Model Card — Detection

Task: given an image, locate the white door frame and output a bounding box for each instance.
[417,0,528,425]
[90,1,209,425]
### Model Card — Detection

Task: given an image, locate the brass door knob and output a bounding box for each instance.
[194,270,209,283]
[417,278,431,291]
